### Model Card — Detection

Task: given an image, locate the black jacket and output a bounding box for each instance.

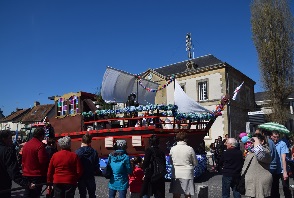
[75,146,100,179]
[0,142,29,191]
[219,148,244,177]
[140,146,165,198]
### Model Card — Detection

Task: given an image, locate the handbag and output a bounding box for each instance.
[103,156,113,179]
[236,156,254,195]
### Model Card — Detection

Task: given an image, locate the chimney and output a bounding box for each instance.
[34,101,40,106]
[16,108,23,111]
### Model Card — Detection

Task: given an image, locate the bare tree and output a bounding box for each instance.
[251,0,294,124]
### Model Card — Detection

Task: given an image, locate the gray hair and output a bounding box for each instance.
[227,138,238,147]
[58,136,71,149]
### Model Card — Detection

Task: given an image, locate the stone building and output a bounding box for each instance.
[141,54,256,145]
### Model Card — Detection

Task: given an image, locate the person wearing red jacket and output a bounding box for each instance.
[129,156,144,198]
[47,136,82,198]
[22,127,49,198]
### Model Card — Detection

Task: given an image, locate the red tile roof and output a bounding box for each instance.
[0,108,31,122]
[21,104,55,122]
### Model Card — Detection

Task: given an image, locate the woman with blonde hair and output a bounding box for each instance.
[169,132,198,198]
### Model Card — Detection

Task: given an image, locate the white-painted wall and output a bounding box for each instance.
[165,72,225,145]
[0,122,25,131]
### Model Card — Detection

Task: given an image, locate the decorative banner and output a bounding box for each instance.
[232,81,244,100]
[212,95,230,116]
[82,104,215,121]
[137,74,175,92]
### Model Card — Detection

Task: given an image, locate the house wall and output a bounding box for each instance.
[154,67,256,146]
[0,122,26,131]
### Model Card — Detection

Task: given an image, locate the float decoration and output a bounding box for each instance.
[137,74,175,92]
[212,94,230,116]
[239,132,254,157]
[82,104,215,121]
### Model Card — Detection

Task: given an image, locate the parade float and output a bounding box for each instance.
[47,66,230,179]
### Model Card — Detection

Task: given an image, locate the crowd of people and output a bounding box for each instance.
[2,125,293,198]
[217,129,294,198]
[0,128,200,198]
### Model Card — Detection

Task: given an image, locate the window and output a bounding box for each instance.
[69,96,79,115]
[198,81,208,101]
[57,98,67,116]
[290,101,294,114]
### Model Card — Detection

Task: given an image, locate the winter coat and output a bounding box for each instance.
[75,146,100,179]
[242,145,272,198]
[108,150,132,190]
[0,142,29,192]
[129,165,144,193]
[47,150,83,185]
[22,137,49,177]
[169,141,198,179]
[140,146,166,197]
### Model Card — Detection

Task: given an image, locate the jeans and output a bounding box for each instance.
[78,177,96,198]
[23,176,46,198]
[109,188,127,198]
[53,184,76,198]
[222,176,241,198]
[271,173,292,198]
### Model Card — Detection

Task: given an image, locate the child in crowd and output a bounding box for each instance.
[129,156,144,198]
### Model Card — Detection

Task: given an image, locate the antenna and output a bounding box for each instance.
[185,33,196,71]
[185,33,193,59]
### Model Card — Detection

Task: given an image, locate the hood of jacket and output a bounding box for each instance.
[77,146,94,158]
[110,150,128,162]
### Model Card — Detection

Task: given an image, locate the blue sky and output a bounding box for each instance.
[0,1,292,116]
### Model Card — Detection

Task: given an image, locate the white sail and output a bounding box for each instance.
[101,67,158,105]
[174,80,210,113]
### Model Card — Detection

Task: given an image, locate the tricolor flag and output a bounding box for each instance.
[232,81,244,100]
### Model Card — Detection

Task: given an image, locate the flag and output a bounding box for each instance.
[232,81,244,100]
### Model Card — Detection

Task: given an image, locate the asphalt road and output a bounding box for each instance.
[10,171,220,198]
[10,168,294,198]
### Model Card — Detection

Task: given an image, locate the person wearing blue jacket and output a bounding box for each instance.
[75,133,100,198]
[108,140,132,198]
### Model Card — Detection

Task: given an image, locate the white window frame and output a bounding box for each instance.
[198,80,208,101]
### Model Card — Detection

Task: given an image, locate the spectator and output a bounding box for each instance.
[140,135,166,198]
[241,133,272,198]
[47,136,83,198]
[108,140,132,198]
[169,132,198,198]
[215,136,225,172]
[223,134,229,151]
[219,138,243,198]
[75,133,100,198]
[254,128,279,175]
[129,156,144,198]
[0,130,35,198]
[271,131,292,198]
[45,138,57,161]
[22,127,49,198]
[209,143,216,167]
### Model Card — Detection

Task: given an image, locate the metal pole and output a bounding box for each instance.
[226,66,231,138]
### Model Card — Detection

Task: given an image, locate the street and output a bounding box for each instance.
[10,171,221,198]
[10,167,294,198]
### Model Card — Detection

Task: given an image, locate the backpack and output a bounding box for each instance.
[149,148,166,183]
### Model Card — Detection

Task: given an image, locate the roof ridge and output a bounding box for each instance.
[153,54,214,71]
